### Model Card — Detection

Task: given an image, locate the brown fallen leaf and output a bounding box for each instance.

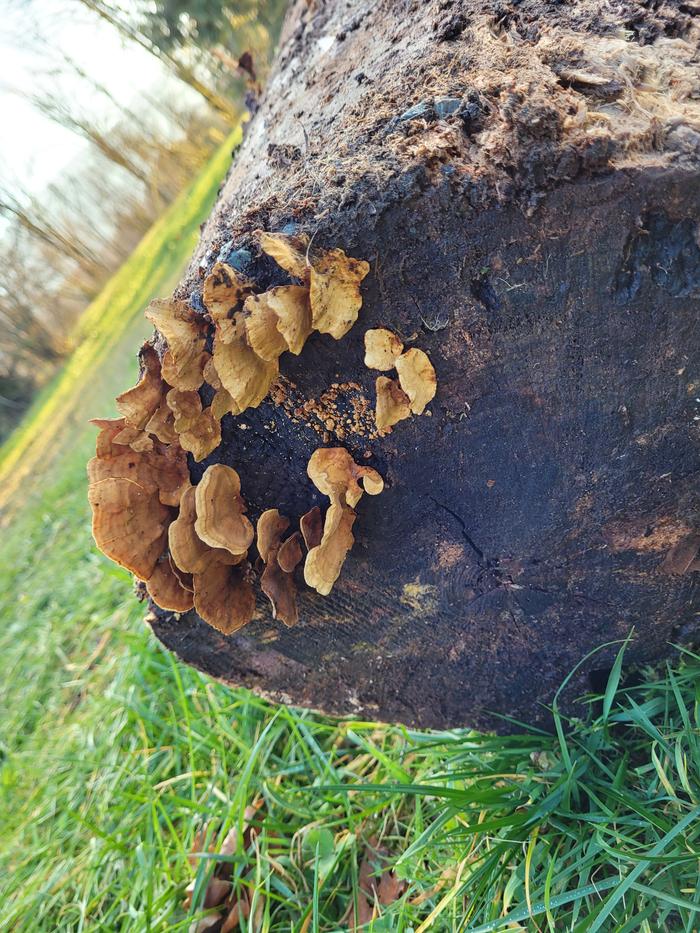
[348,837,406,930]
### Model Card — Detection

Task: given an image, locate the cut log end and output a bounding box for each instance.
[143,0,700,731]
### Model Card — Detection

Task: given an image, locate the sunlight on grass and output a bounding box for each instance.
[1,125,699,932]
[0,126,241,518]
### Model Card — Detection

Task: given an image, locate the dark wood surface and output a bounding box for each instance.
[150,0,700,731]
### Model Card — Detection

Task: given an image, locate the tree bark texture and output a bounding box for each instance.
[149,0,700,731]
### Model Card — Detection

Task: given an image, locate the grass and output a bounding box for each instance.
[1,138,700,932]
[0,125,241,517]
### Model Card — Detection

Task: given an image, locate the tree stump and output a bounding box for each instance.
[147,0,700,731]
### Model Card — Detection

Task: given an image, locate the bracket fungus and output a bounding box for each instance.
[257,231,370,340]
[375,376,412,434]
[166,388,221,461]
[202,261,253,344]
[145,556,194,613]
[115,345,164,430]
[304,447,384,595]
[144,299,209,392]
[364,328,404,371]
[366,334,437,433]
[193,560,255,635]
[90,231,378,636]
[257,510,302,627]
[194,464,254,558]
[395,348,436,415]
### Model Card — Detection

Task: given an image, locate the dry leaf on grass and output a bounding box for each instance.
[348,837,406,931]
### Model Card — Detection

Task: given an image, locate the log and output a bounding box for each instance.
[146,0,700,731]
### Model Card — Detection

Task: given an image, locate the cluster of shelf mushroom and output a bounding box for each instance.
[87,232,436,634]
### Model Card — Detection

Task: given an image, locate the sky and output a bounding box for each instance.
[0,0,168,197]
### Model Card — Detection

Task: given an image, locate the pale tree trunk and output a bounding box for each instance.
[149,0,700,731]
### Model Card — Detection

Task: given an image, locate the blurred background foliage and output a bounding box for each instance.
[0,0,286,441]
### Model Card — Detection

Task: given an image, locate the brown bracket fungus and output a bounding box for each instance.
[145,555,195,613]
[257,230,310,280]
[87,418,191,584]
[375,376,412,434]
[395,348,436,415]
[202,261,254,344]
[193,560,255,635]
[194,464,254,558]
[364,328,404,371]
[257,509,301,627]
[88,477,171,581]
[166,388,221,462]
[211,317,278,413]
[115,345,164,431]
[304,447,384,595]
[169,486,237,575]
[257,231,370,340]
[145,298,209,391]
[244,286,312,357]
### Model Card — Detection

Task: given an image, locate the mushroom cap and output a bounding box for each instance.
[277,532,303,573]
[168,486,241,575]
[194,464,254,557]
[395,347,437,415]
[307,447,384,508]
[300,506,323,551]
[87,422,189,508]
[375,376,412,434]
[256,509,290,563]
[193,561,255,635]
[364,328,404,371]
[310,248,370,340]
[244,293,289,361]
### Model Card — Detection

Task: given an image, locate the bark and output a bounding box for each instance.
[149,0,700,732]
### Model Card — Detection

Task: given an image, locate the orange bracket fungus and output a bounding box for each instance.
[115,345,164,430]
[202,260,253,344]
[304,447,384,595]
[257,231,370,340]
[365,331,437,432]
